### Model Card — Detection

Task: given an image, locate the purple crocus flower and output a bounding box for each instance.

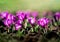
[3,19,12,27]
[54,12,60,20]
[55,12,60,17]
[5,13,16,25]
[16,11,25,20]
[31,11,38,17]
[0,11,9,19]
[27,17,36,24]
[15,24,22,30]
[6,14,16,21]
[38,17,50,27]
[3,13,16,27]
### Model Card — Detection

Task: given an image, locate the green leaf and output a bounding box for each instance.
[27,23,31,27]
[30,28,34,32]
[54,22,57,26]
[35,25,39,32]
[16,30,24,37]
[57,22,60,25]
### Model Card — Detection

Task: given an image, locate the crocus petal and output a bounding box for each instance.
[16,11,25,20]
[15,20,23,24]
[25,11,31,18]
[15,24,22,30]
[27,17,36,24]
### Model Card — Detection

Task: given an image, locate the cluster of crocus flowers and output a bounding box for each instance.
[0,11,60,32]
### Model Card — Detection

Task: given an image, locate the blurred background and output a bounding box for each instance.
[0,0,60,12]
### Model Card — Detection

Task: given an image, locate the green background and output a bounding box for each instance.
[0,0,60,12]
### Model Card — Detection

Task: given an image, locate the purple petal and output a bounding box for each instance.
[15,24,22,30]
[27,17,36,24]
[25,11,31,18]
[16,11,25,20]
[15,20,23,24]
